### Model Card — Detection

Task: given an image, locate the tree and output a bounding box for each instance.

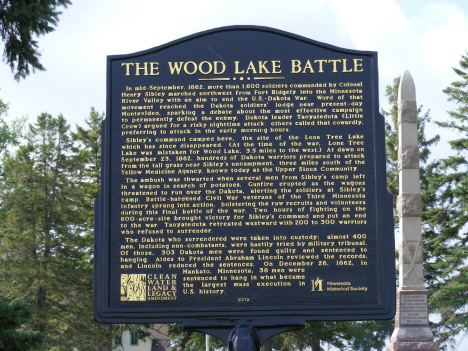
[69,107,109,350]
[0,296,44,350]
[0,0,71,80]
[71,108,146,351]
[0,97,25,158]
[70,108,150,350]
[0,108,151,350]
[0,112,88,349]
[72,107,103,264]
[425,52,468,349]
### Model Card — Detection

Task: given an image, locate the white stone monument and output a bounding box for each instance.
[386,71,439,351]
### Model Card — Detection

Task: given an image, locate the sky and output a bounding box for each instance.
[1,0,468,349]
[2,0,468,145]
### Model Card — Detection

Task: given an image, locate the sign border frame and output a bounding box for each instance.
[94,25,396,326]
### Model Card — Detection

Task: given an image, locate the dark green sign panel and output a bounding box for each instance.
[95,26,395,328]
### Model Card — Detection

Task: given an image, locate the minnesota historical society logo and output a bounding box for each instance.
[311,277,324,292]
[121,274,147,301]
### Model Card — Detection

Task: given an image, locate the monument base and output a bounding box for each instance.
[387,290,439,350]
[386,341,439,351]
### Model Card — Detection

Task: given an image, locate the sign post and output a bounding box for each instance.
[95,26,395,346]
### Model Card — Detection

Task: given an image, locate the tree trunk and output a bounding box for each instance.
[36,285,47,333]
[95,324,113,351]
[311,333,320,351]
[261,338,272,351]
[104,325,113,351]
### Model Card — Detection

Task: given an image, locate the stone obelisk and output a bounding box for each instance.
[386,71,438,351]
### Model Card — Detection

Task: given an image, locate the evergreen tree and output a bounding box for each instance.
[72,107,103,230]
[69,107,108,350]
[0,112,87,349]
[68,108,150,351]
[0,108,151,350]
[70,108,141,351]
[0,296,44,350]
[426,53,468,349]
[0,98,26,158]
[0,0,71,80]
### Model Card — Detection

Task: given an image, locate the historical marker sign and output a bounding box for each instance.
[95,26,395,326]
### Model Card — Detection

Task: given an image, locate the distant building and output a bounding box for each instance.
[113,324,171,351]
